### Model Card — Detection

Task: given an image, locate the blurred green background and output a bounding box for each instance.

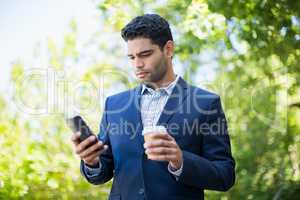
[0,0,299,199]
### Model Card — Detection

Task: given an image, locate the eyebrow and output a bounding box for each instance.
[127,49,154,57]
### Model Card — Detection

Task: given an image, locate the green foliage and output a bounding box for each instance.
[1,0,299,199]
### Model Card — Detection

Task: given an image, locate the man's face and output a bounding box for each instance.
[127,37,168,84]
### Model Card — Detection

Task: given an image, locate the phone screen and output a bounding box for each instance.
[66,115,94,142]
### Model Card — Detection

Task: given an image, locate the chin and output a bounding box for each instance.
[138,76,150,82]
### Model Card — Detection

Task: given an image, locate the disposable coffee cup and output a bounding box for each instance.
[142,125,168,143]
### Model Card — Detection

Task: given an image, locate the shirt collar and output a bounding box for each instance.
[141,75,179,96]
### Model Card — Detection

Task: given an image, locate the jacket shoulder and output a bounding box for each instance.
[188,83,220,101]
[105,87,137,107]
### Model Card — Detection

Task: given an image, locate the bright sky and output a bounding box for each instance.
[0,0,218,97]
[0,0,99,92]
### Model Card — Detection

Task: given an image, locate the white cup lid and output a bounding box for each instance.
[142,125,167,136]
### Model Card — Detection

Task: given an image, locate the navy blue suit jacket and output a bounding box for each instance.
[80,77,235,200]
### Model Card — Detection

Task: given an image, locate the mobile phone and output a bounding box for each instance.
[66,115,95,142]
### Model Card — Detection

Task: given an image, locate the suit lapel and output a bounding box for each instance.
[156,77,189,126]
[131,85,145,152]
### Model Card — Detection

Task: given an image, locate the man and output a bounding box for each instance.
[71,14,235,200]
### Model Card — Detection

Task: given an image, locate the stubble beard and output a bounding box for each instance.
[143,57,168,87]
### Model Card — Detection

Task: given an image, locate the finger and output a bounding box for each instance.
[144,139,177,149]
[80,141,105,158]
[147,154,177,162]
[76,135,97,154]
[145,147,177,155]
[82,149,101,161]
[84,154,100,165]
[71,132,81,145]
[81,144,109,160]
[83,151,100,162]
[148,133,172,140]
[165,133,175,141]
[83,147,106,163]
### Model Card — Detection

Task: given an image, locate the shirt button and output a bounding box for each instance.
[139,188,145,195]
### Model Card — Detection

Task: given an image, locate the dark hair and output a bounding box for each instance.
[121,14,173,50]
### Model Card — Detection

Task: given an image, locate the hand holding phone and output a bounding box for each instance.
[68,115,108,167]
[66,115,95,142]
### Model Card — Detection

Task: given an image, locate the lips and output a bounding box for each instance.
[136,72,148,78]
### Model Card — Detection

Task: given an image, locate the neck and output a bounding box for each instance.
[154,73,176,89]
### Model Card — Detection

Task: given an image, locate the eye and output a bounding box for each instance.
[140,52,151,57]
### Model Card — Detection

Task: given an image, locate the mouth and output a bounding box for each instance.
[136,72,149,79]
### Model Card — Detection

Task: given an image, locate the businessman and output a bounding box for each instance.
[71,14,235,200]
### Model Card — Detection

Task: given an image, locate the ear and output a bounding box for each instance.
[163,40,174,58]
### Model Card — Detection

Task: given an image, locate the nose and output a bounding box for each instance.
[133,58,144,69]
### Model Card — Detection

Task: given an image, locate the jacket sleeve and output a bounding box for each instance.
[80,97,114,185]
[178,96,235,191]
